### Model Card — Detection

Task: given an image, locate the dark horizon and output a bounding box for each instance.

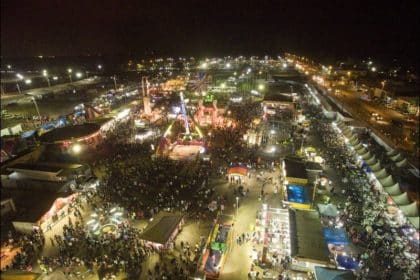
[1,0,419,67]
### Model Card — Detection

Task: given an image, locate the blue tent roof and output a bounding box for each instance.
[336,255,359,270]
[21,130,37,138]
[314,266,355,280]
[323,228,349,245]
[287,184,309,204]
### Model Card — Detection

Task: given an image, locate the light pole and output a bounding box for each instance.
[67,68,73,83]
[43,70,51,87]
[16,73,23,94]
[28,96,41,120]
[112,75,117,91]
[236,196,239,218]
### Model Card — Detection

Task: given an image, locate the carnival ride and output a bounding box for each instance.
[157,92,205,160]
[86,207,125,238]
[137,76,164,123]
[187,72,211,94]
[194,96,231,127]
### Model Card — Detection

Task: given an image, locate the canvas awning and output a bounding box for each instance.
[379,175,395,188]
[407,217,420,230]
[349,134,358,143]
[386,149,397,156]
[369,161,382,172]
[356,147,367,155]
[364,155,376,165]
[353,143,363,151]
[361,151,372,160]
[318,204,339,217]
[383,183,402,196]
[390,153,403,162]
[390,192,411,206]
[399,202,419,217]
[227,166,248,176]
[395,158,408,168]
[374,168,388,180]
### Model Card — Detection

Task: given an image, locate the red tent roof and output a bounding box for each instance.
[228,166,248,176]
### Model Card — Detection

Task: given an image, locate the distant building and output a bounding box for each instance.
[2,162,91,192]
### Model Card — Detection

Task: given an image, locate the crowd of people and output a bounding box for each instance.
[1,228,45,272]
[305,99,418,279]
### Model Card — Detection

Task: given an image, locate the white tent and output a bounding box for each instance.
[365,155,376,165]
[356,147,367,155]
[399,202,419,217]
[369,161,382,172]
[407,217,419,230]
[395,158,408,167]
[379,175,395,188]
[349,134,358,143]
[390,153,403,162]
[343,130,353,138]
[391,192,411,206]
[374,168,388,180]
[353,143,363,151]
[349,138,359,146]
[361,151,372,160]
[386,149,397,157]
[317,204,339,217]
[383,183,402,196]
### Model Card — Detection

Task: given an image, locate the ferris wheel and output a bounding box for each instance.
[190,72,211,94]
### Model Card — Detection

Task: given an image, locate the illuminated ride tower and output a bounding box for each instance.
[157,92,205,160]
[142,76,151,115]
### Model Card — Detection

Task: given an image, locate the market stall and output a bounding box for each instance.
[254,204,290,268]
[140,212,184,250]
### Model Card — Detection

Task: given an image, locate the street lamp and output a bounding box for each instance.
[258,84,265,91]
[67,68,73,83]
[381,80,386,90]
[97,64,102,70]
[236,196,239,218]
[43,70,51,87]
[31,97,41,120]
[25,79,32,84]
[71,143,82,155]
[76,72,82,78]
[112,75,117,91]
[16,74,23,94]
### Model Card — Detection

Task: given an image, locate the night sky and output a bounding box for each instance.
[1,0,419,63]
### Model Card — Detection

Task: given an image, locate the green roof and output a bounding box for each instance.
[140,212,184,245]
[289,209,329,263]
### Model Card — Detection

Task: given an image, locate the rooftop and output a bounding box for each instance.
[39,123,100,143]
[140,212,184,245]
[284,158,308,180]
[289,208,329,263]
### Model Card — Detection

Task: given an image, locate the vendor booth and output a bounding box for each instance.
[254,204,291,268]
[289,208,331,271]
[227,164,249,183]
[140,212,184,250]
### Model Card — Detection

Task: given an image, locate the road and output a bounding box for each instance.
[1,77,103,106]
[324,86,418,167]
